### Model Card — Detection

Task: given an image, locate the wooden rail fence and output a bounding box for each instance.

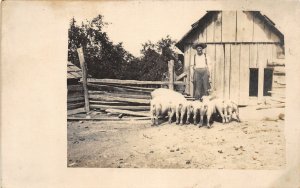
[67,48,187,119]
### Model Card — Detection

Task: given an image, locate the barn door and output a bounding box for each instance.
[263,68,273,96]
[249,68,259,96]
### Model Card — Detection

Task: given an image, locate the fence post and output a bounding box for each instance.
[168,60,174,90]
[77,47,90,113]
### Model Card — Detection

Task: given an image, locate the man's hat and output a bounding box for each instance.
[192,42,207,49]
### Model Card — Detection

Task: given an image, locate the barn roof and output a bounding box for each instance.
[176,11,284,52]
[67,61,82,79]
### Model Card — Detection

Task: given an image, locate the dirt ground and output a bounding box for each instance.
[67,106,285,169]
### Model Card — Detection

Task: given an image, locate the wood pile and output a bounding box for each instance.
[257,61,285,111]
[67,85,85,110]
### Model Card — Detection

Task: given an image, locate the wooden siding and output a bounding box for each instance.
[239,44,250,105]
[236,11,253,42]
[229,44,240,102]
[182,11,284,103]
[224,44,231,100]
[214,12,222,42]
[222,11,237,42]
[214,45,225,98]
[188,11,282,43]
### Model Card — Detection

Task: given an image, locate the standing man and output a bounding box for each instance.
[192,42,212,100]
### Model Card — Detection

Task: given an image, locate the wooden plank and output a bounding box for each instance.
[214,12,222,42]
[67,85,83,91]
[88,91,150,99]
[273,72,285,81]
[93,83,156,91]
[168,60,174,90]
[224,44,231,100]
[256,104,285,110]
[249,44,258,68]
[229,44,240,102]
[270,98,285,103]
[67,91,84,98]
[271,88,285,99]
[87,78,185,86]
[206,19,214,43]
[67,117,151,121]
[67,102,85,110]
[239,44,250,105]
[67,108,86,116]
[189,46,197,96]
[176,72,187,81]
[215,44,225,98]
[270,32,280,43]
[268,90,285,95]
[257,44,268,99]
[236,11,253,42]
[90,105,150,111]
[261,20,273,42]
[222,11,237,42]
[274,71,285,76]
[198,26,206,43]
[206,44,216,90]
[89,94,150,104]
[267,61,285,67]
[87,83,152,94]
[67,96,84,103]
[273,66,285,73]
[77,47,90,112]
[105,109,150,117]
[253,15,268,42]
[184,45,191,95]
[266,44,273,65]
[190,62,194,97]
[90,101,129,105]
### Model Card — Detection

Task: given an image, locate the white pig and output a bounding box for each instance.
[224,100,241,123]
[200,95,216,128]
[150,96,171,125]
[186,100,203,125]
[151,88,183,99]
[213,98,227,124]
[168,97,188,125]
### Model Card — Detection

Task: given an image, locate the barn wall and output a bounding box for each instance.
[193,11,281,43]
[185,42,282,103]
[183,11,284,102]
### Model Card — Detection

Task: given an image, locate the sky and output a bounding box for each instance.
[71,1,288,57]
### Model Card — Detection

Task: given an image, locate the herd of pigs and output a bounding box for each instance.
[150,88,241,128]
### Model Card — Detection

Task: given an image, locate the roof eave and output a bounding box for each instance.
[175,11,220,52]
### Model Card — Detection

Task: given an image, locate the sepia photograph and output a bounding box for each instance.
[67,8,286,169]
[2,0,300,187]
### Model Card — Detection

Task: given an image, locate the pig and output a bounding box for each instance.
[150,96,171,126]
[213,98,228,124]
[168,97,188,125]
[224,100,241,123]
[200,95,216,128]
[150,88,188,125]
[151,88,183,99]
[186,100,203,125]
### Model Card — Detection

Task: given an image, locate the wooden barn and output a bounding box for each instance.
[176,11,285,105]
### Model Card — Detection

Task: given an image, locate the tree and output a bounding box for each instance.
[138,35,183,81]
[68,15,134,79]
[68,16,183,81]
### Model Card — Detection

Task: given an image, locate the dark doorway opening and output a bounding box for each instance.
[263,68,273,96]
[249,68,258,96]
